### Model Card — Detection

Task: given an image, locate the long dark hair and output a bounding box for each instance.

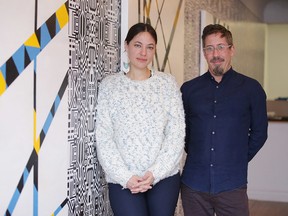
[125,23,157,44]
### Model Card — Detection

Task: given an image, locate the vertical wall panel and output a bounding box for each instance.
[67,0,120,215]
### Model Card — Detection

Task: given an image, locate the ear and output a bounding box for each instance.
[230,45,235,56]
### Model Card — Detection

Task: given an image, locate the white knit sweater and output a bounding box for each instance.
[95,71,185,188]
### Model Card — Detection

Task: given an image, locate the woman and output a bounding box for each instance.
[95,23,185,216]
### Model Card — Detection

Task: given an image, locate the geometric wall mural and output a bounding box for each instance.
[1,1,69,215]
[0,0,120,215]
[67,0,120,215]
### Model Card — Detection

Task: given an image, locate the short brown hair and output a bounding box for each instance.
[202,24,233,47]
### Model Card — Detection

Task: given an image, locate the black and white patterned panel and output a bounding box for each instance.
[67,0,120,215]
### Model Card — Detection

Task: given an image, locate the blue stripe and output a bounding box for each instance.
[54,206,62,215]
[55,18,61,34]
[34,185,38,216]
[7,189,20,214]
[43,112,53,134]
[12,45,25,74]
[25,46,41,62]
[54,95,61,112]
[1,64,6,80]
[40,23,52,50]
[23,168,29,182]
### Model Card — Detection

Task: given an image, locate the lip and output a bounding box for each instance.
[137,58,147,62]
[213,61,222,65]
[211,59,224,64]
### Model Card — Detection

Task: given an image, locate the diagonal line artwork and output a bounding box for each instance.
[140,0,183,73]
[4,72,69,216]
[0,1,69,96]
[5,73,68,216]
[2,1,69,216]
[50,197,69,216]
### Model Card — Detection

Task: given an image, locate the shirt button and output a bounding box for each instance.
[214,100,217,103]
[216,86,219,89]
[211,148,214,151]
[212,131,215,135]
[214,115,217,118]
[210,164,213,167]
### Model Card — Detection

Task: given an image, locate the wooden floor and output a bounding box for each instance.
[175,199,288,216]
[249,200,288,216]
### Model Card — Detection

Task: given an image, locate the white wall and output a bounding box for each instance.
[265,24,288,99]
[248,122,288,202]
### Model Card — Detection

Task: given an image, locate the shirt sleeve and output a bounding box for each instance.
[95,79,133,188]
[147,76,185,184]
[248,81,268,161]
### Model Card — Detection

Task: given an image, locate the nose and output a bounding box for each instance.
[212,48,220,56]
[140,47,147,56]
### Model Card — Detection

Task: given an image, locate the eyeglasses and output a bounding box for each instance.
[203,44,232,54]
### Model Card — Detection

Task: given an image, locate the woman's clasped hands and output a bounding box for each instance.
[126,171,155,194]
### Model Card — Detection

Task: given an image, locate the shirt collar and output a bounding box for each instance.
[205,67,235,83]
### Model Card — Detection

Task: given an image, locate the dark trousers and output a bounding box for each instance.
[181,183,249,216]
[108,173,180,216]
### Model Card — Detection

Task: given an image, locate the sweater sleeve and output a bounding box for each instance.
[95,78,133,188]
[148,75,185,184]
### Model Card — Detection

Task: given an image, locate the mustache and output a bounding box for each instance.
[210,57,224,63]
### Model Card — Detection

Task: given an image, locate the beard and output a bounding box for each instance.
[212,65,224,76]
[210,57,225,76]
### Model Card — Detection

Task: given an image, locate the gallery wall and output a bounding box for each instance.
[0,0,285,215]
[0,0,120,215]
[265,24,288,99]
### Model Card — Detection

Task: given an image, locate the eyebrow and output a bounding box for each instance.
[134,41,155,46]
[205,43,226,46]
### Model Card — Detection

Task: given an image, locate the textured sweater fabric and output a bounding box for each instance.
[95,71,185,188]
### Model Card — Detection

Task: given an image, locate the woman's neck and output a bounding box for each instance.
[126,68,151,80]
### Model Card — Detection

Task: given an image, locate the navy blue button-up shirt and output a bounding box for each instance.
[181,68,268,194]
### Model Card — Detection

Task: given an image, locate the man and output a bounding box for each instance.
[180,24,268,216]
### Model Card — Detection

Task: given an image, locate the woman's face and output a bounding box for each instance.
[125,31,156,71]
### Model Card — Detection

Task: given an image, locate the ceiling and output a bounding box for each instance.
[240,0,288,23]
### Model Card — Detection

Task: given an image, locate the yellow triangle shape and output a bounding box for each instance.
[34,136,40,154]
[56,4,69,29]
[24,33,40,48]
[0,70,6,96]
[33,110,41,154]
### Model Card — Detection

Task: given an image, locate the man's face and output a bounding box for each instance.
[203,33,234,78]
